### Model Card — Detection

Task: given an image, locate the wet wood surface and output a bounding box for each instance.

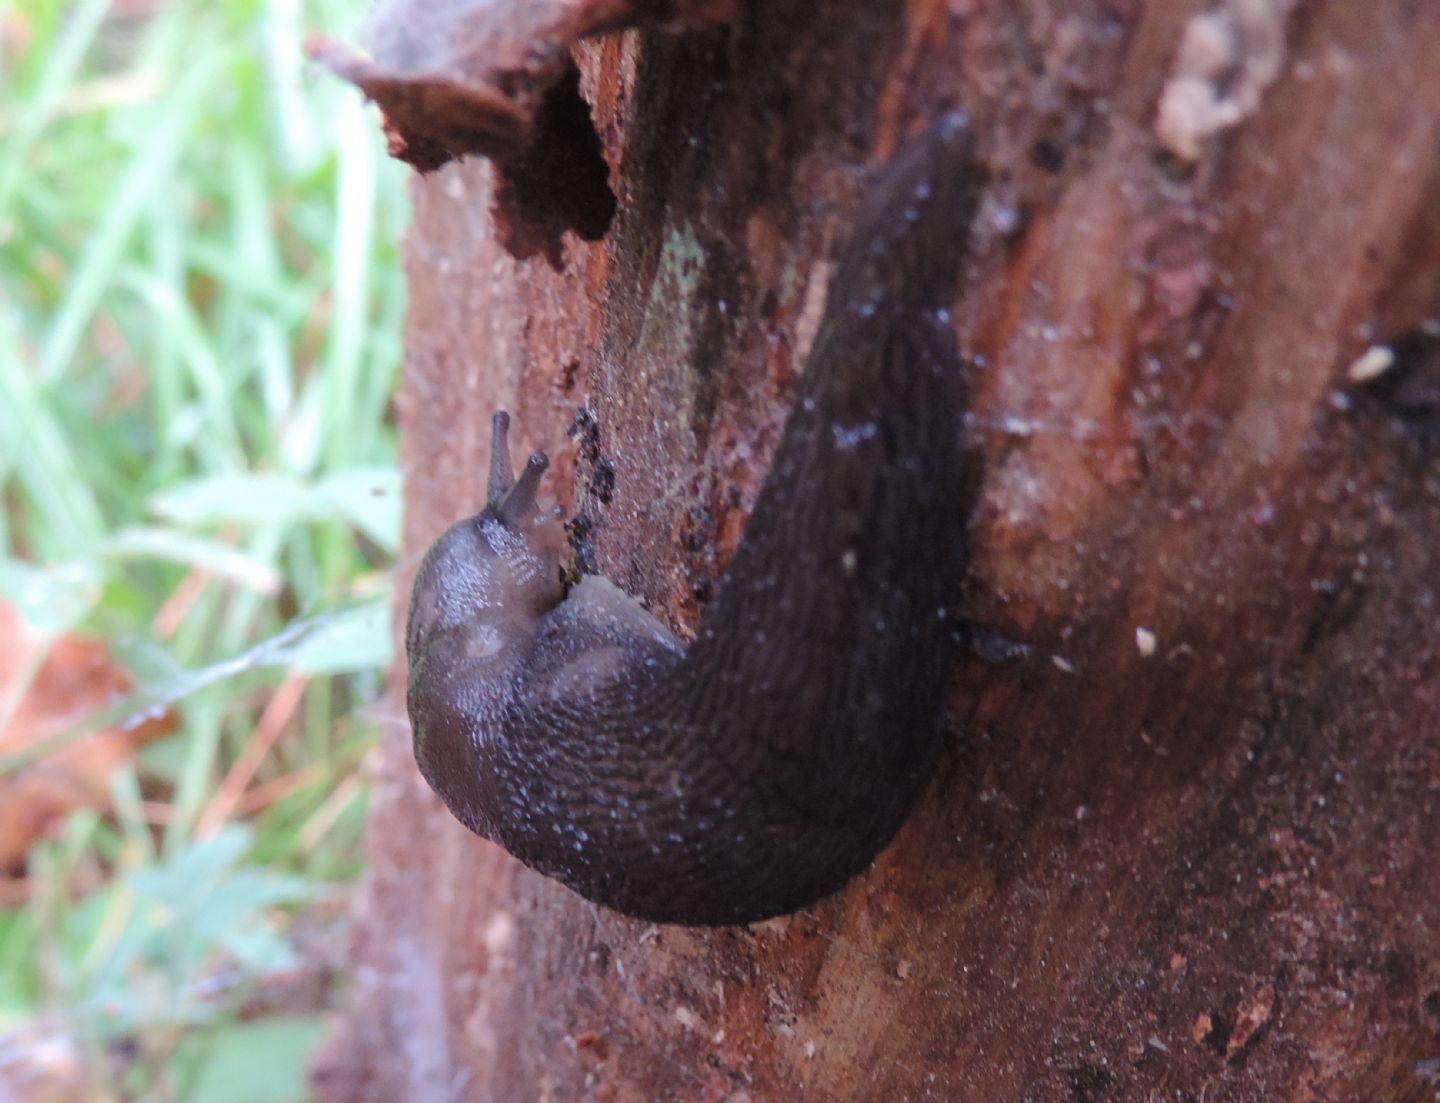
[313,1,1440,1098]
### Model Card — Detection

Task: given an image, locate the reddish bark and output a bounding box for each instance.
[310,0,733,263]
[313,1,1440,1099]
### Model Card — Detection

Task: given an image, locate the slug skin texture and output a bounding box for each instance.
[405,114,985,925]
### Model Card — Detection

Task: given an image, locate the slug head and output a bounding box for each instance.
[405,413,566,838]
[405,412,565,667]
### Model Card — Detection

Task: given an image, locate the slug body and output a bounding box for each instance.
[406,115,984,925]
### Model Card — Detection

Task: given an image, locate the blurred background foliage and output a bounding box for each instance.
[0,0,406,1097]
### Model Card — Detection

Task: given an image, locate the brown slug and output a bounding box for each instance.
[404,113,984,926]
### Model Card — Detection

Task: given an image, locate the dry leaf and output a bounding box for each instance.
[0,603,177,874]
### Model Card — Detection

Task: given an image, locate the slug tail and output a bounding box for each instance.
[834,111,982,318]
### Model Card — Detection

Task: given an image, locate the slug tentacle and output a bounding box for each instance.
[406,113,986,925]
[498,452,550,525]
[485,410,514,506]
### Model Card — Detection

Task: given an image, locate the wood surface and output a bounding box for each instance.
[312,1,1440,1098]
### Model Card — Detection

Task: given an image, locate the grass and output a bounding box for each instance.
[0,0,406,1097]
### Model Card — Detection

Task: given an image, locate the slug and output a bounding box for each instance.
[405,113,984,926]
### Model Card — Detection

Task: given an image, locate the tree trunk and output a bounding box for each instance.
[312,1,1440,1099]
